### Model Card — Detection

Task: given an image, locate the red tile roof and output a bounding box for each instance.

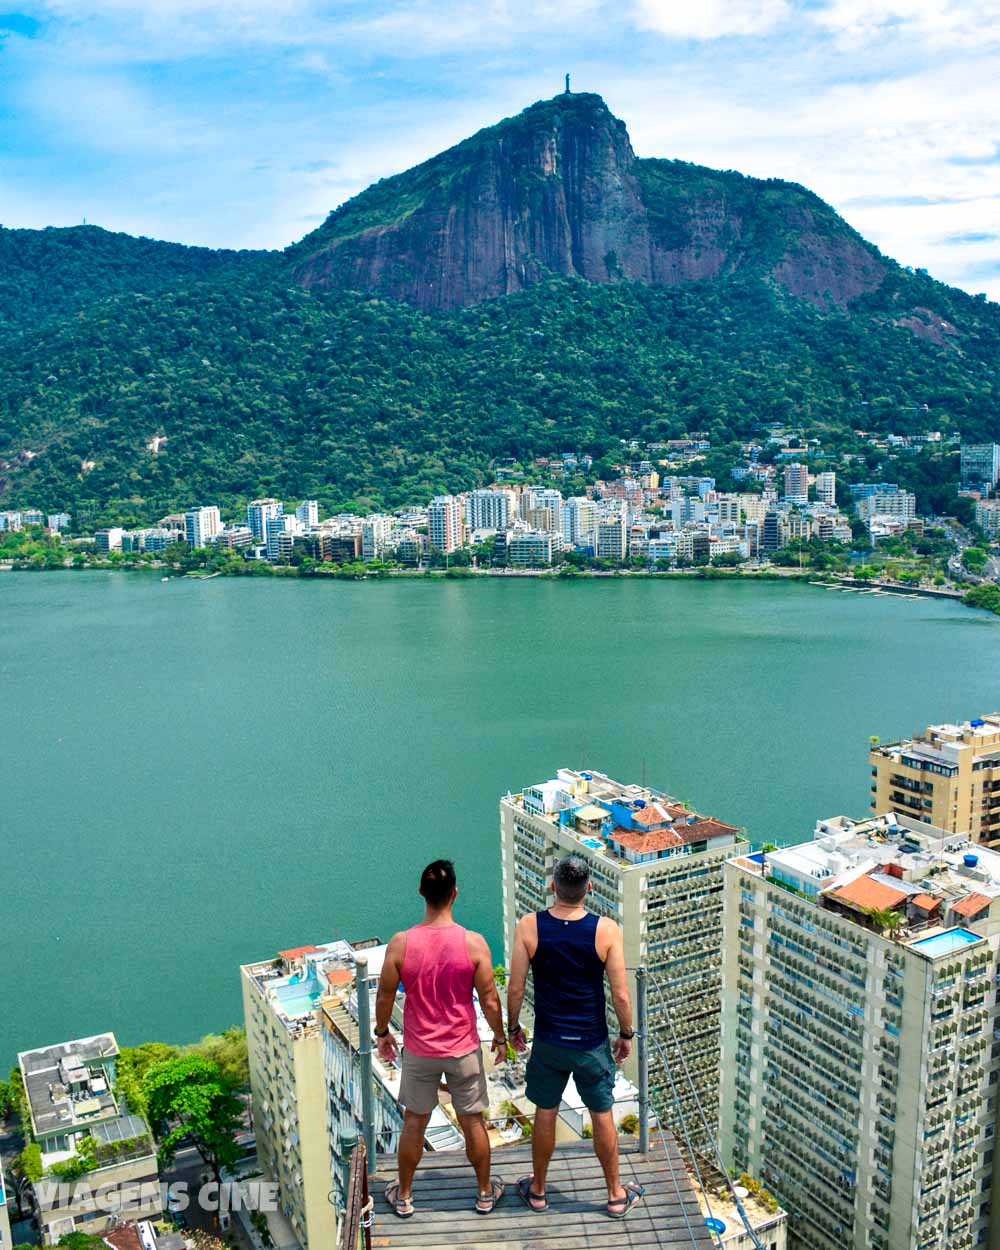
[104,1226,143,1250]
[279,945,321,960]
[828,874,909,912]
[326,968,353,986]
[909,894,941,912]
[952,892,992,918]
[609,816,738,853]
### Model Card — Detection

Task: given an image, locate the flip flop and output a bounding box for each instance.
[385,1181,414,1219]
[475,1177,505,1214]
[516,1175,548,1213]
[607,1182,645,1219]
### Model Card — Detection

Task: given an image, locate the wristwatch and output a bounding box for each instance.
[374,1026,390,1038]
[618,1028,635,1040]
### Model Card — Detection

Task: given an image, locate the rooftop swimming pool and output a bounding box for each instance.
[910,928,982,958]
[579,837,604,850]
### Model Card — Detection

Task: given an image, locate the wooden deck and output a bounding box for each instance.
[369,1137,716,1249]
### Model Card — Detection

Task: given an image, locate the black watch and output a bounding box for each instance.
[374,1026,390,1038]
[619,1029,635,1040]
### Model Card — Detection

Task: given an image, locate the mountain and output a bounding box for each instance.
[0,93,998,523]
[290,92,886,312]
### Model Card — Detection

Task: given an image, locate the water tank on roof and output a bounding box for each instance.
[971,719,985,728]
[964,853,979,868]
[634,799,646,809]
[581,772,593,781]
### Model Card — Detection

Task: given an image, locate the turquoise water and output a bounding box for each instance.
[2,572,999,1065]
[910,928,983,957]
[278,992,323,1016]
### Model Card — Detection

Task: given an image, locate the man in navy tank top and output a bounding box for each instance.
[507,854,644,1219]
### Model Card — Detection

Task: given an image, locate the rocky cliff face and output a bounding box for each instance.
[291,93,887,312]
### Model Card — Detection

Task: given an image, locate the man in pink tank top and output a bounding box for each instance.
[374,859,507,1218]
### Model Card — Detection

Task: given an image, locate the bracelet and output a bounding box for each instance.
[374,1026,390,1038]
[509,1023,524,1034]
[618,1029,635,1040]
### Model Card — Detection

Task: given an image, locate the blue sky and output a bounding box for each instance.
[1,0,998,298]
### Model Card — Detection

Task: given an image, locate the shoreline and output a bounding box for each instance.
[0,560,979,604]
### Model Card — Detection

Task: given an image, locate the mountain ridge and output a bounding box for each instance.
[290,91,888,312]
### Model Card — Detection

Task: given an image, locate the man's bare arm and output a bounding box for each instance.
[602,920,633,1035]
[506,916,532,1034]
[469,933,506,1059]
[374,932,405,1035]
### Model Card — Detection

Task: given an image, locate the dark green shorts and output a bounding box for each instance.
[525,1038,615,1112]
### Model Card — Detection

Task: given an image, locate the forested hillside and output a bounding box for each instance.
[1,92,998,523]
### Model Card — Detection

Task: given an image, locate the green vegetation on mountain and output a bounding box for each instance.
[1,258,998,525]
[1,92,998,522]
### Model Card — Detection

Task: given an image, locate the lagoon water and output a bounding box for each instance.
[2,572,999,1064]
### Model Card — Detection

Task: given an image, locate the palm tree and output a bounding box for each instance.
[867,907,904,938]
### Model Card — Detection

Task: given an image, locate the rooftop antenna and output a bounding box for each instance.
[565,73,571,95]
[581,737,587,769]
[641,757,647,788]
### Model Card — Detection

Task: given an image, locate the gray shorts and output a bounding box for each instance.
[399,1048,488,1116]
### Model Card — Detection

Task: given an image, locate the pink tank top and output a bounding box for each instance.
[400,922,479,1058]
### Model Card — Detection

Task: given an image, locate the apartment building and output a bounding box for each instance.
[360,514,394,562]
[242,946,340,1250]
[857,491,917,522]
[720,812,1000,1250]
[247,499,283,544]
[782,464,808,506]
[596,514,628,562]
[427,496,463,553]
[814,472,837,506]
[184,506,221,549]
[1,1165,11,1250]
[871,715,1000,845]
[975,500,1000,539]
[295,501,319,528]
[500,768,747,1153]
[507,530,562,566]
[18,1034,160,1244]
[563,496,598,546]
[468,489,516,532]
[961,444,1000,492]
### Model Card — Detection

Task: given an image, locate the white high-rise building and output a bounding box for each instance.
[296,500,319,528]
[468,489,516,532]
[501,768,747,1153]
[857,491,916,522]
[184,506,221,548]
[814,471,837,505]
[562,496,598,546]
[361,514,394,562]
[427,495,463,553]
[720,812,1000,1250]
[247,498,283,543]
[783,463,808,505]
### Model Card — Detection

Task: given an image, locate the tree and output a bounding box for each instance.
[867,907,904,937]
[117,1042,180,1118]
[186,1027,249,1090]
[143,1054,243,1181]
[15,1142,43,1183]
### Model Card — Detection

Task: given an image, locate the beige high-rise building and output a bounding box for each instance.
[720,811,1000,1250]
[814,471,837,505]
[241,946,339,1250]
[500,767,747,1152]
[870,715,1000,845]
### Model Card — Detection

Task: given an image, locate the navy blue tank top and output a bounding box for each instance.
[531,910,608,1050]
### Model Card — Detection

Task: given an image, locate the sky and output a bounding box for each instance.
[1,0,998,299]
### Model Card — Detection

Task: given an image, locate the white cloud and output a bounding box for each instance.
[812,0,1000,49]
[632,0,790,39]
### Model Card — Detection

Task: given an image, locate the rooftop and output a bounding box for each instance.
[873,714,1000,763]
[368,1137,715,1249]
[18,1033,120,1138]
[507,768,742,868]
[740,811,1000,953]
